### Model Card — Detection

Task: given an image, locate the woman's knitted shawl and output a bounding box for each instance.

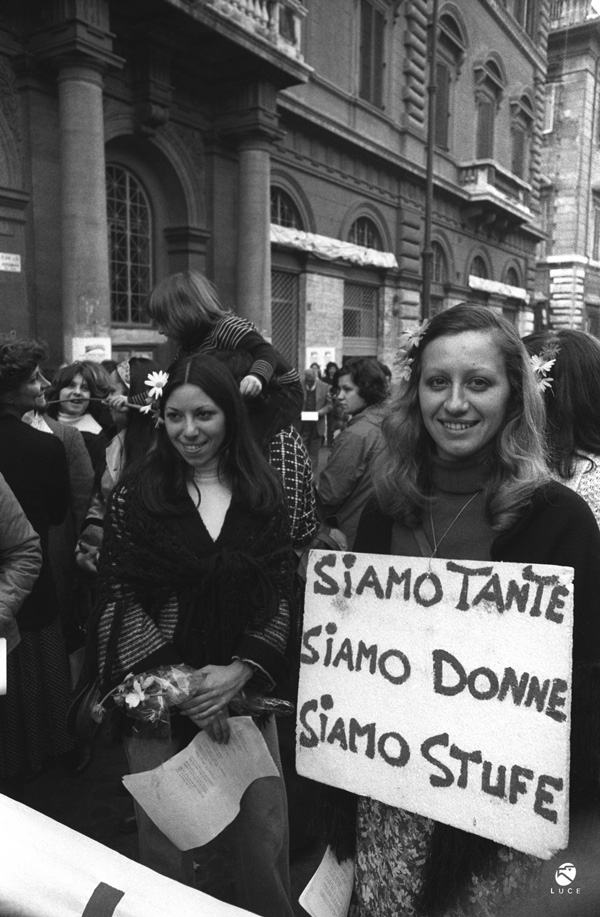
[93,478,296,687]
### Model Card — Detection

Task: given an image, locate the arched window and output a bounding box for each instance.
[270,187,304,230]
[106,165,153,325]
[436,12,466,151]
[505,266,520,288]
[474,58,505,160]
[432,241,449,285]
[470,255,489,279]
[348,216,383,251]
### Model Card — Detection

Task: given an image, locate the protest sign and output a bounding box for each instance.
[0,794,253,917]
[296,550,574,859]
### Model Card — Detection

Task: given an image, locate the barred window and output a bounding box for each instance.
[106,165,152,325]
[271,270,299,368]
[348,216,383,251]
[343,282,378,356]
[271,187,304,230]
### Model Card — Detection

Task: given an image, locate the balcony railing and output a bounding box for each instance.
[549,0,599,28]
[204,0,307,61]
[458,160,532,213]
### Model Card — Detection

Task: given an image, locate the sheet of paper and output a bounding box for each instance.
[299,846,354,917]
[301,411,319,421]
[123,717,278,850]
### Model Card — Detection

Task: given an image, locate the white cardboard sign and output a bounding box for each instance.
[296,550,574,859]
[0,794,254,917]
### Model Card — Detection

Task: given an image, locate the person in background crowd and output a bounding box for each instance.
[212,350,318,552]
[523,329,600,527]
[101,358,118,376]
[0,335,73,797]
[378,360,392,394]
[25,378,94,675]
[45,361,112,474]
[323,361,344,447]
[309,362,322,379]
[317,357,388,548]
[147,270,303,432]
[325,305,600,916]
[0,473,43,794]
[76,357,160,578]
[87,355,297,915]
[300,367,332,476]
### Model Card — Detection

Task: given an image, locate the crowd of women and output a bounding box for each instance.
[1,276,599,916]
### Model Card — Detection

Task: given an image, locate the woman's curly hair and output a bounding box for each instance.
[0,334,48,397]
[46,360,111,422]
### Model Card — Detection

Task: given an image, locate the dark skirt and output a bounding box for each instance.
[0,617,75,779]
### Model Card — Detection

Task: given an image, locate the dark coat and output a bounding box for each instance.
[0,414,69,629]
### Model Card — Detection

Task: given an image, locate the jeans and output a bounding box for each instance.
[123,716,294,917]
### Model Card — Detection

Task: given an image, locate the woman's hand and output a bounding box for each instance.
[105,393,129,413]
[75,542,100,576]
[239,374,262,398]
[178,660,253,735]
[205,711,231,744]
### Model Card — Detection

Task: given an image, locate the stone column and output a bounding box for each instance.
[236,136,272,337]
[57,61,111,361]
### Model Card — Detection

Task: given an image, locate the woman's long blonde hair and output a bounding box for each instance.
[376,304,550,531]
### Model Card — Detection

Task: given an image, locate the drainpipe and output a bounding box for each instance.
[422,0,440,320]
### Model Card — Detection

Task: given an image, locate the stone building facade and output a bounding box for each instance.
[536,0,600,333]
[0,0,549,371]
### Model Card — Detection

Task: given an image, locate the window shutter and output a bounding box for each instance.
[435,62,450,149]
[476,99,494,159]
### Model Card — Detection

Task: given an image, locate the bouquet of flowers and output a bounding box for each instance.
[91,664,294,732]
[91,665,204,727]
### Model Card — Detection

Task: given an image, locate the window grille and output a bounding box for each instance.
[106,165,152,325]
[343,282,378,356]
[271,270,299,369]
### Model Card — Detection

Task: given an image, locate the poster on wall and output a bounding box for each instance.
[297,550,574,859]
[305,347,336,372]
[70,336,112,363]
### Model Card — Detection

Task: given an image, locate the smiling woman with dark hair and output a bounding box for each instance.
[87,353,297,915]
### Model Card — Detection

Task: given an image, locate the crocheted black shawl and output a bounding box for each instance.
[92,478,296,680]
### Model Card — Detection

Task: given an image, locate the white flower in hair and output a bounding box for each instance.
[144,370,169,400]
[529,354,556,377]
[400,320,430,350]
[529,350,558,393]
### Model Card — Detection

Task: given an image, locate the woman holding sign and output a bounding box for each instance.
[89,354,297,917]
[329,305,600,916]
